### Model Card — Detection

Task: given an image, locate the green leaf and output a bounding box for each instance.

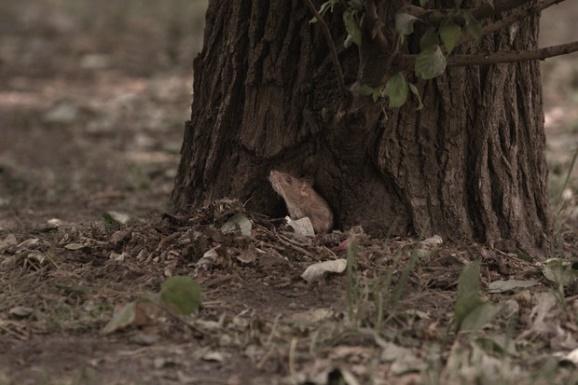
[356,83,383,102]
[160,276,202,315]
[454,261,483,328]
[440,21,462,53]
[343,34,353,48]
[348,0,363,10]
[395,13,418,37]
[464,12,482,40]
[453,262,500,332]
[384,73,409,108]
[475,335,518,356]
[408,83,424,110]
[460,302,501,332]
[343,9,362,46]
[415,45,447,80]
[357,84,377,97]
[309,0,338,24]
[419,28,439,51]
[543,258,578,288]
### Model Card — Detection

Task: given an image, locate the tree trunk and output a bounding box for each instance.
[171,0,550,255]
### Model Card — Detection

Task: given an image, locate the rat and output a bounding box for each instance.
[268,170,333,234]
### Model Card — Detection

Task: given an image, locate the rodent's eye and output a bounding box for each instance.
[285,176,292,183]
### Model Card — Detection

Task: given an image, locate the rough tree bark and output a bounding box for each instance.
[171,0,550,254]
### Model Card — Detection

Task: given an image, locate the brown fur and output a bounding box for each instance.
[268,170,333,234]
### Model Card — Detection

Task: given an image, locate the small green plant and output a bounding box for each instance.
[542,258,578,307]
[345,239,421,332]
[551,147,578,250]
[373,248,420,331]
[102,275,202,334]
[345,236,361,325]
[306,0,576,109]
[454,261,500,333]
[160,276,202,315]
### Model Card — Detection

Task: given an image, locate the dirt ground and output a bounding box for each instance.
[1,2,578,385]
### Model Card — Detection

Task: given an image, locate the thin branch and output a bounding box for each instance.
[474,0,532,19]
[402,0,567,47]
[481,0,567,37]
[401,41,578,67]
[402,0,533,20]
[301,0,346,94]
[449,41,578,66]
[487,0,533,11]
[447,0,567,54]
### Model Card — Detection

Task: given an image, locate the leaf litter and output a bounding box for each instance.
[2,198,578,384]
[0,1,577,382]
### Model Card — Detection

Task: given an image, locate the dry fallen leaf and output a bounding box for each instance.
[288,308,334,324]
[488,279,538,293]
[421,235,443,247]
[236,246,257,264]
[287,216,316,237]
[102,301,157,334]
[17,238,40,249]
[202,351,225,362]
[64,243,88,251]
[196,246,221,272]
[106,211,131,225]
[301,259,347,283]
[0,234,18,251]
[221,213,252,236]
[9,306,34,319]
